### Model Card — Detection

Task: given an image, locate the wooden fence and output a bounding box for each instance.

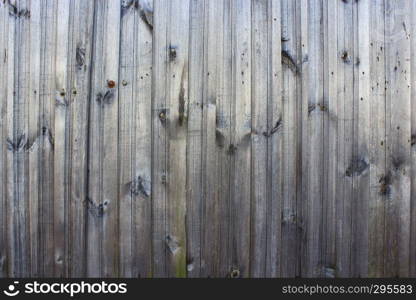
[1,0,416,278]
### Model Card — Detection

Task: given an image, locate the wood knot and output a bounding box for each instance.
[158,109,167,124]
[85,197,108,218]
[281,50,298,74]
[96,90,115,105]
[121,0,139,16]
[161,173,167,184]
[7,1,30,19]
[41,127,54,147]
[166,235,180,255]
[411,134,416,146]
[128,175,151,198]
[379,173,392,196]
[6,133,27,152]
[55,255,63,264]
[122,0,153,31]
[282,209,296,224]
[227,144,237,155]
[318,103,327,111]
[76,46,86,70]
[187,258,194,272]
[215,130,225,148]
[308,104,316,114]
[346,157,369,177]
[56,90,69,107]
[323,266,335,278]
[140,2,153,30]
[169,45,177,61]
[341,50,350,63]
[187,262,194,272]
[263,119,282,137]
[392,156,405,172]
[229,268,240,278]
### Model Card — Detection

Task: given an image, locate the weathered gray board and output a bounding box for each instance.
[0,0,415,278]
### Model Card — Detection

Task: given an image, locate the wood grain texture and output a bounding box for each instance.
[87,0,121,278]
[1,0,416,278]
[335,0,354,277]
[410,0,416,278]
[281,0,300,277]
[368,0,387,278]
[321,0,337,278]
[165,0,189,278]
[384,0,411,277]
[132,0,153,278]
[265,0,283,278]
[186,0,204,278]
[68,0,95,278]
[0,0,8,278]
[151,0,168,277]
[230,0,251,278]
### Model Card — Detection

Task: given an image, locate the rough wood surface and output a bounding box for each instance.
[1,0,416,278]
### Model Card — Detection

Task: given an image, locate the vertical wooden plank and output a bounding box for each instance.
[118,0,136,278]
[410,0,416,278]
[165,0,189,278]
[132,0,153,278]
[27,0,42,278]
[321,0,338,278]
[5,0,32,277]
[17,0,31,277]
[0,0,8,277]
[54,0,71,277]
[350,0,370,277]
[87,0,104,277]
[384,0,411,277]
[218,0,233,278]
[201,0,218,277]
[186,0,204,278]
[344,0,355,278]
[4,0,17,276]
[230,0,251,277]
[87,0,121,277]
[39,0,58,277]
[4,0,16,277]
[201,0,234,277]
[101,0,120,278]
[298,0,309,278]
[4,0,16,276]
[334,0,354,277]
[265,0,283,278]
[301,0,324,277]
[201,0,222,277]
[281,0,300,277]
[152,0,169,277]
[68,0,95,277]
[118,0,153,278]
[250,0,268,278]
[368,0,386,278]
